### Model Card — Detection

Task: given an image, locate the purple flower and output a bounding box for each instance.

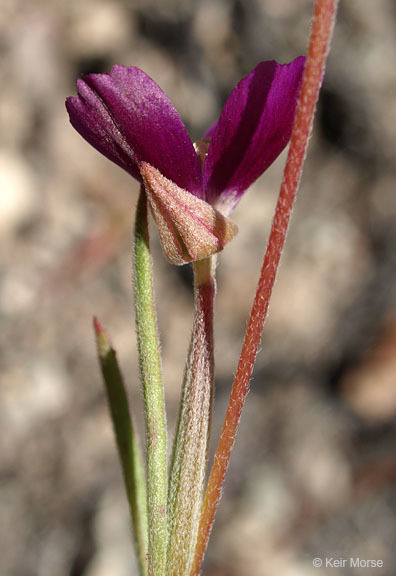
[66,57,304,264]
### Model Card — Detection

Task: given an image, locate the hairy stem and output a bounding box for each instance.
[191,1,339,574]
[134,189,168,576]
[167,257,216,576]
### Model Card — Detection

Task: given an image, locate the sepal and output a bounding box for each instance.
[140,162,238,265]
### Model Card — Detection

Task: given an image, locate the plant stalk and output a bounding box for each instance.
[191,1,339,574]
[167,256,216,576]
[134,189,168,576]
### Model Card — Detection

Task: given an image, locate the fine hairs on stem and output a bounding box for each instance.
[75,2,339,574]
[191,1,339,574]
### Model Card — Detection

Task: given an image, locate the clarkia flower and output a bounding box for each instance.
[66,57,305,264]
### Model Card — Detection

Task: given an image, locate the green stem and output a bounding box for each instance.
[94,318,148,576]
[166,256,216,576]
[134,189,168,576]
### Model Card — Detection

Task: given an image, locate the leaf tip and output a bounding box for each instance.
[93,315,104,333]
[93,316,112,358]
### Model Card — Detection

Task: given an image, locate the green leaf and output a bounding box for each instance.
[94,317,148,576]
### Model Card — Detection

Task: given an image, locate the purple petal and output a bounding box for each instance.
[203,56,305,213]
[66,65,202,196]
[204,120,218,139]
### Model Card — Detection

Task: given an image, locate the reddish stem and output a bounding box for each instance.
[191,1,339,574]
[167,257,216,576]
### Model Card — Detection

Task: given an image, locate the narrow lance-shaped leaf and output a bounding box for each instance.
[134,190,168,576]
[94,317,148,576]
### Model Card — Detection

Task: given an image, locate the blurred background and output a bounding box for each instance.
[1,0,396,574]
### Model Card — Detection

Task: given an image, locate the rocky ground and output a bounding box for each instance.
[1,0,396,575]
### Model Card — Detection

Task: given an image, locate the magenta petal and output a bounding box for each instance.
[66,65,202,196]
[203,57,305,213]
[204,121,218,139]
